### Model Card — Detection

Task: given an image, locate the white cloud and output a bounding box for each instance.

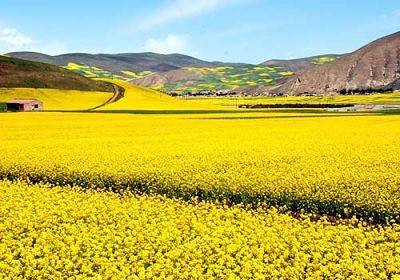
[0,26,69,55]
[142,34,187,54]
[130,0,251,32]
[0,28,32,48]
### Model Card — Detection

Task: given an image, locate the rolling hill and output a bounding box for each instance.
[132,66,294,94]
[0,55,114,92]
[130,55,340,94]
[7,52,248,77]
[96,80,223,111]
[273,31,400,96]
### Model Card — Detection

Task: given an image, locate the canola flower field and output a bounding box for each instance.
[95,80,225,112]
[1,81,400,278]
[0,88,113,110]
[1,180,400,279]
[1,109,400,222]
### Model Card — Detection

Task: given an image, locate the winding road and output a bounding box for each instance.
[88,84,124,111]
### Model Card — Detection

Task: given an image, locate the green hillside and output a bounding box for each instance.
[0,56,114,92]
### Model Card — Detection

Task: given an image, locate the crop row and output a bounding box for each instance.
[1,180,400,279]
[1,112,400,223]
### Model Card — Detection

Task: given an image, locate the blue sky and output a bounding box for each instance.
[0,0,399,63]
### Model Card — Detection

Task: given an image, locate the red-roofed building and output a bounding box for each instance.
[6,99,43,111]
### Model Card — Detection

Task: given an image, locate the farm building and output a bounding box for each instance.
[6,99,43,112]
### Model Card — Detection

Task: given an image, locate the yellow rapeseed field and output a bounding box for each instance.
[97,80,224,111]
[1,180,400,279]
[0,111,399,221]
[0,88,113,110]
[2,82,400,278]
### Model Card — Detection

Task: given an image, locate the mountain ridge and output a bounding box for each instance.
[7,52,250,74]
[272,31,400,95]
[261,54,343,72]
[7,50,366,96]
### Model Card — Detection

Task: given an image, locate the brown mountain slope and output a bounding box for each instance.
[272,31,400,96]
[0,55,113,92]
[131,69,201,87]
[261,54,342,72]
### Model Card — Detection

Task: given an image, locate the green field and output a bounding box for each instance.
[190,91,400,107]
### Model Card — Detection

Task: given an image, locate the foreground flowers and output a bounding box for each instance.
[0,180,400,279]
[1,111,400,221]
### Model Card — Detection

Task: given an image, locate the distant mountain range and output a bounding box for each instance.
[8,31,400,96]
[7,52,249,75]
[0,55,113,92]
[6,51,339,94]
[131,55,341,93]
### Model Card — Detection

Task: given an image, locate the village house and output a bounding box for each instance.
[6,99,43,112]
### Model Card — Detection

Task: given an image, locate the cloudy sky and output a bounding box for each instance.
[0,0,399,63]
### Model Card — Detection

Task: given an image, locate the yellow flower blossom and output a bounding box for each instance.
[0,180,399,279]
